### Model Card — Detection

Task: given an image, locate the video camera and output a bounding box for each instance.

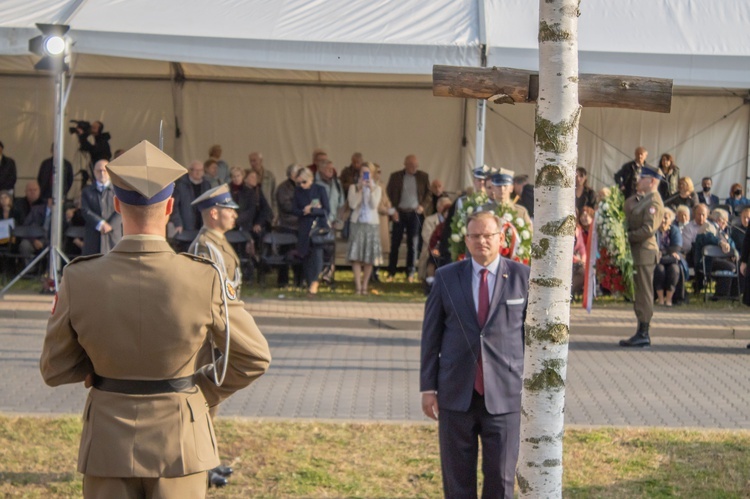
[69,120,91,135]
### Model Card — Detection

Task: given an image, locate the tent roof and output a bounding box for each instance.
[1,0,749,88]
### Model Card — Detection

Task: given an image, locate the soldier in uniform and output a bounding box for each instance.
[188,183,242,487]
[488,173,533,229]
[619,164,665,347]
[40,140,271,499]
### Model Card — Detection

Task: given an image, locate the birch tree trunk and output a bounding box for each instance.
[517,0,580,496]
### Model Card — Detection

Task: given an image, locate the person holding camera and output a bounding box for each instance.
[74,120,112,169]
[347,162,382,295]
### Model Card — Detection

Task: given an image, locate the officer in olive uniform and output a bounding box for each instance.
[188,183,242,488]
[40,140,271,499]
[619,165,665,347]
[190,184,242,298]
[488,173,533,229]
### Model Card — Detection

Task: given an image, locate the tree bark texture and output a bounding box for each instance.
[433,65,672,113]
[517,1,579,497]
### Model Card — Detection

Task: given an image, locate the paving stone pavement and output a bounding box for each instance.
[2,318,749,429]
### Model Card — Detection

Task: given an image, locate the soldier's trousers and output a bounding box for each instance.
[83,472,207,499]
[634,263,656,323]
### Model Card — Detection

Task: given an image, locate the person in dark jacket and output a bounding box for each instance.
[614,146,650,200]
[37,144,74,202]
[75,120,111,171]
[0,141,17,193]
[80,160,122,255]
[293,167,329,296]
[170,160,211,235]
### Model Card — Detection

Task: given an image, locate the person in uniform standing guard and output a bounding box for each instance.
[40,140,271,499]
[188,183,242,488]
[619,165,665,347]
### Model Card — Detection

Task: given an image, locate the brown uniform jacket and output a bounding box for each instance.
[625,191,664,265]
[189,227,242,295]
[40,236,271,478]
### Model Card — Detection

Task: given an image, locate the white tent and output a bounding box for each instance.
[1,0,749,198]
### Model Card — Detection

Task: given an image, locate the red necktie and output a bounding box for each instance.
[475,268,489,395]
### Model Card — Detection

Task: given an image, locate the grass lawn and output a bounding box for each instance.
[0,416,748,498]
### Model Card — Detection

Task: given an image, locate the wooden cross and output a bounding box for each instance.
[433,65,673,113]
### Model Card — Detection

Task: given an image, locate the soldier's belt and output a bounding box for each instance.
[92,374,195,395]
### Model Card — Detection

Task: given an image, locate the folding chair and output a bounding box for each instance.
[701,244,740,302]
[258,231,298,287]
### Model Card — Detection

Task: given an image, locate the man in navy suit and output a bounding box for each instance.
[421,210,530,498]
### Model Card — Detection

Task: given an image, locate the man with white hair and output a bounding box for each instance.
[170,160,212,236]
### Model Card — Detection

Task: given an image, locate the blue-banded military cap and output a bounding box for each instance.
[106,140,186,206]
[490,173,513,186]
[472,164,490,180]
[640,164,665,182]
[192,183,240,212]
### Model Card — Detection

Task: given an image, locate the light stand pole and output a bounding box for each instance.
[0,24,71,298]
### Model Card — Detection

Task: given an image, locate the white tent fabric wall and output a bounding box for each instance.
[1,75,747,202]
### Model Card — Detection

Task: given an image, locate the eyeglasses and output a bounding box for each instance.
[466,232,499,241]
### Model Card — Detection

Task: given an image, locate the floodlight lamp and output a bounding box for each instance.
[44,36,66,56]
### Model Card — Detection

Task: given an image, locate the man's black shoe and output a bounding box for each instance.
[213,464,233,476]
[208,470,228,488]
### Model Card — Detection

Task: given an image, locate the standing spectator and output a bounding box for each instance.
[0,141,17,193]
[572,206,594,295]
[614,146,650,200]
[203,158,221,188]
[276,164,303,288]
[339,152,363,198]
[37,144,73,202]
[739,211,750,310]
[657,153,680,201]
[386,154,431,282]
[664,177,699,211]
[75,121,111,171]
[208,144,230,184]
[293,167,329,296]
[170,160,211,235]
[512,174,535,217]
[575,167,597,214]
[654,208,685,306]
[347,163,382,295]
[307,149,328,176]
[730,206,750,254]
[373,163,391,283]
[697,177,719,207]
[420,210,529,499]
[80,160,122,255]
[619,165,664,348]
[316,160,345,284]
[249,152,277,215]
[13,181,44,224]
[725,183,750,216]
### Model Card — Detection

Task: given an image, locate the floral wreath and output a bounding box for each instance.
[595,187,634,299]
[449,192,532,265]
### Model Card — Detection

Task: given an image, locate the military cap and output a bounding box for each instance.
[472,165,490,180]
[106,140,186,206]
[490,173,513,186]
[639,164,665,182]
[192,183,240,212]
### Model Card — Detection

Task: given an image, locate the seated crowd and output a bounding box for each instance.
[1,137,749,306]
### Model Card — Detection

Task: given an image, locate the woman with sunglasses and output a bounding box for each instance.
[293,167,330,296]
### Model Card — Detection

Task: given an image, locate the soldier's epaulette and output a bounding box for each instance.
[67,254,103,266]
[178,252,214,265]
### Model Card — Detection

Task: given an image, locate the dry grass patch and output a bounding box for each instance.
[0,417,749,498]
